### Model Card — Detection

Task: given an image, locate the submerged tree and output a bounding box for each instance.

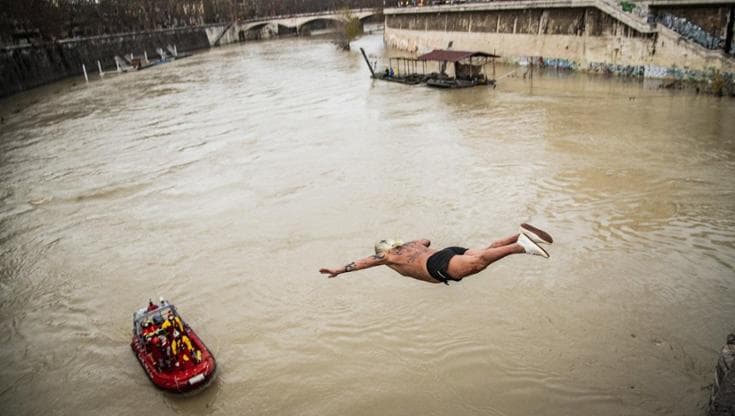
[337,8,362,51]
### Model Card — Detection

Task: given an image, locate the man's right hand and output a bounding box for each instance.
[319,268,341,278]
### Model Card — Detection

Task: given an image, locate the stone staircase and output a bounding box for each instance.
[594,0,656,33]
[595,0,735,62]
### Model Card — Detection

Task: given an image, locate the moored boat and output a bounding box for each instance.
[130,299,216,393]
[360,47,499,89]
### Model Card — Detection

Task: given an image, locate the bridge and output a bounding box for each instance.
[209,8,383,46]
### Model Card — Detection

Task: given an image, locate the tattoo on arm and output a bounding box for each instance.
[371,253,386,261]
[344,262,357,272]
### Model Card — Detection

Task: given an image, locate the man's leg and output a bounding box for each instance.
[464,234,519,256]
[447,244,524,279]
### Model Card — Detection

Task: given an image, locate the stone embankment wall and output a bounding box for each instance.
[0,27,214,98]
[384,4,735,84]
[709,332,735,416]
[0,14,344,98]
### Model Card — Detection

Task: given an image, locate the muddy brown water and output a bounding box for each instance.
[1,34,734,415]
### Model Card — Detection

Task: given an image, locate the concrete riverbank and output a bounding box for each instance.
[0,26,221,98]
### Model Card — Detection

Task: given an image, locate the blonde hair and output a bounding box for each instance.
[374,239,403,255]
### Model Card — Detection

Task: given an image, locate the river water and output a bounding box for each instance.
[1,34,734,416]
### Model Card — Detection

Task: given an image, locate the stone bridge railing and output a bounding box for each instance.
[237,8,382,24]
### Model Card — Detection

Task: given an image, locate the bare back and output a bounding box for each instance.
[383,240,437,283]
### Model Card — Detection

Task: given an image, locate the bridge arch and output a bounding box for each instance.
[297,17,343,35]
[238,22,274,41]
[240,21,270,32]
[359,12,381,23]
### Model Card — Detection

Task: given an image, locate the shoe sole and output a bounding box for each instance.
[519,233,550,258]
[521,223,553,244]
[534,240,550,258]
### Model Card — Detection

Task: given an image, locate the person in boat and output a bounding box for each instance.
[150,335,166,370]
[319,224,553,285]
[171,330,201,367]
[159,335,174,370]
[143,313,165,340]
[142,321,160,341]
[146,299,158,312]
[161,312,184,336]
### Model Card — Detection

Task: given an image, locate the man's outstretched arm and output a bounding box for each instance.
[319,253,387,278]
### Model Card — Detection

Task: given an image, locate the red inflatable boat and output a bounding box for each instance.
[130,300,216,393]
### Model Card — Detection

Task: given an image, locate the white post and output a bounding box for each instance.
[115,56,121,72]
[174,45,177,57]
[144,50,148,63]
[97,60,104,78]
[82,64,88,83]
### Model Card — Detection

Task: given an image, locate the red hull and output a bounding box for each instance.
[131,311,216,393]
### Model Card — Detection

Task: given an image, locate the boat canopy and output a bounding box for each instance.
[417,49,499,62]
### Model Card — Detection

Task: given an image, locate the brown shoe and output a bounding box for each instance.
[520,223,553,244]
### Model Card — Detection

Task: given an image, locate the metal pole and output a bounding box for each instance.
[97,60,104,78]
[359,48,375,77]
[115,56,121,73]
[144,50,149,63]
[530,57,533,80]
[82,64,88,83]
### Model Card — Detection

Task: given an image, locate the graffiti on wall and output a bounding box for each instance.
[656,14,722,50]
[643,64,734,82]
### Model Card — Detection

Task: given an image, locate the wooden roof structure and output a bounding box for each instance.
[417,49,499,62]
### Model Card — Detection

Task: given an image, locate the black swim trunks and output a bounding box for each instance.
[426,247,467,285]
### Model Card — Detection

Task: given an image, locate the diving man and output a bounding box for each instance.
[319,224,552,285]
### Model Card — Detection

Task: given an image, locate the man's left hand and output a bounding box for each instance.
[319,268,341,278]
